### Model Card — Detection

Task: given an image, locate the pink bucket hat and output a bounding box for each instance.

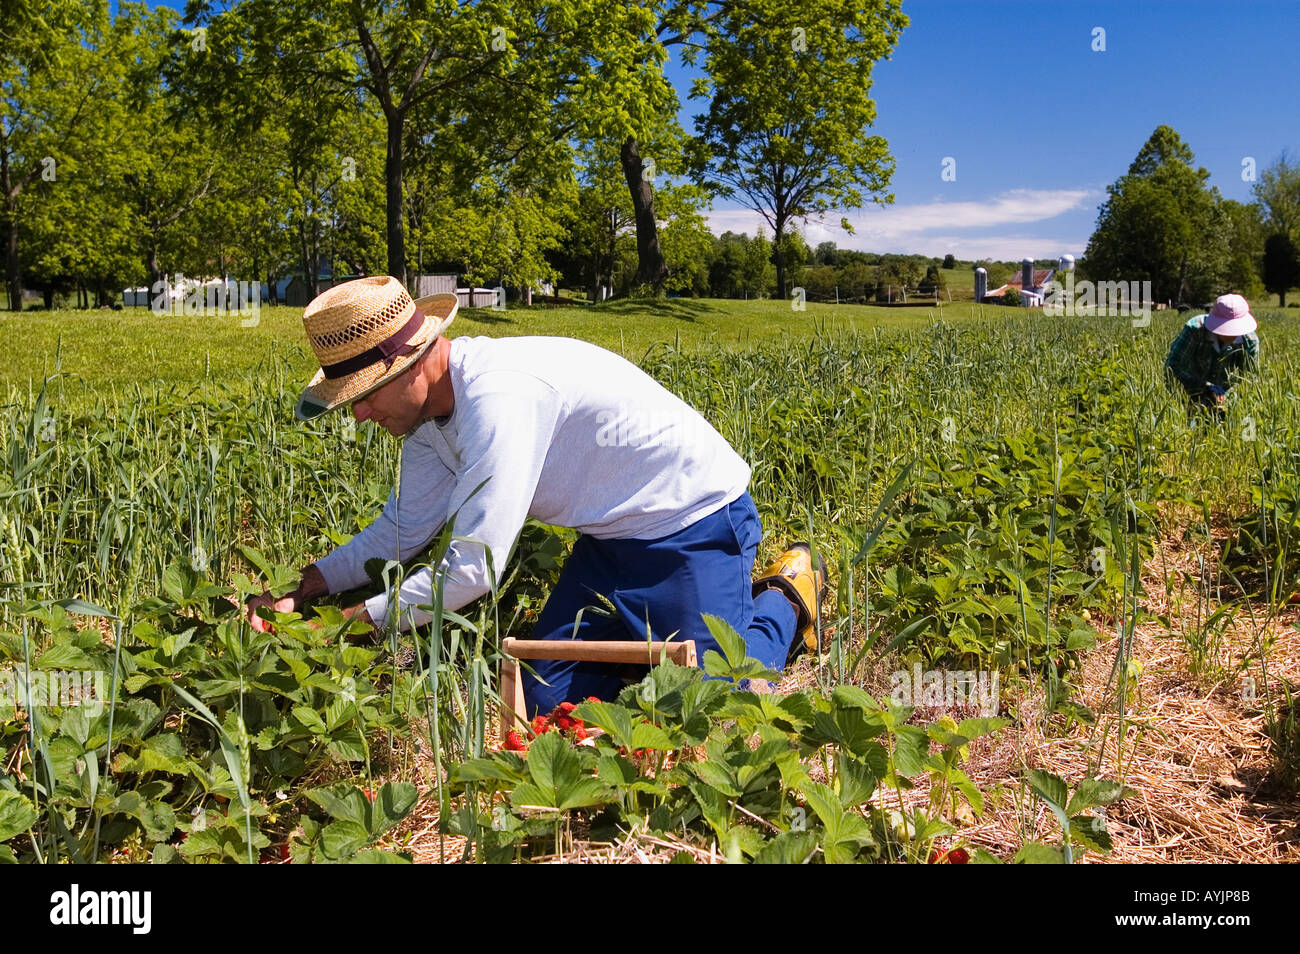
[1204,293,1256,337]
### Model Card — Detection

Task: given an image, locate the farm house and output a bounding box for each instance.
[977,255,1073,306]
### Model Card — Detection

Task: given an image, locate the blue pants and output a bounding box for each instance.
[522,491,797,716]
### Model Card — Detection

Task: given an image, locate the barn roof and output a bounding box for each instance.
[1008,268,1055,288]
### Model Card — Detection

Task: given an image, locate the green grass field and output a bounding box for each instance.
[2,298,1007,401]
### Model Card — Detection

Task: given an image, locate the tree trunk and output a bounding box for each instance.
[298,220,316,300]
[385,114,406,285]
[4,200,18,312]
[414,211,424,280]
[620,137,668,291]
[147,242,161,293]
[2,131,20,311]
[772,222,788,300]
[608,209,617,298]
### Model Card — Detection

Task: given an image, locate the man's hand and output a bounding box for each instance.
[247,592,297,633]
[341,603,377,636]
[247,564,328,633]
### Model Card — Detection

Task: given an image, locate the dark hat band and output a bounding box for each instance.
[320,306,426,380]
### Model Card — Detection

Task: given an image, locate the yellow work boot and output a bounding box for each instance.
[753,543,829,664]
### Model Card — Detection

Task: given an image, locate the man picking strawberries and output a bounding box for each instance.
[246,276,827,716]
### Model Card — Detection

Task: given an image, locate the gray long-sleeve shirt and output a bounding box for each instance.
[313,335,752,629]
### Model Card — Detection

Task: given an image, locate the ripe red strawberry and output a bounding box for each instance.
[928,849,941,864]
[363,788,375,802]
[532,714,552,735]
[574,725,588,742]
[555,715,575,731]
[258,844,290,864]
[504,730,529,751]
[585,696,600,702]
[557,701,576,714]
[948,848,970,864]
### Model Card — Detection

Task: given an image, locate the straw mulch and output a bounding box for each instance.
[386,531,1300,863]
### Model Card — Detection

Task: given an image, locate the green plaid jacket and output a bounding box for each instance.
[1164,314,1259,398]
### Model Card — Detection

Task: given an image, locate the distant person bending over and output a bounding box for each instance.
[1164,293,1259,412]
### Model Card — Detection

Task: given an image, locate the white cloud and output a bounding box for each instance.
[847,189,1097,233]
[882,235,1089,260]
[704,188,1100,260]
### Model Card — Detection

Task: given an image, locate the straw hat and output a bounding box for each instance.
[1204,293,1256,337]
[294,276,456,421]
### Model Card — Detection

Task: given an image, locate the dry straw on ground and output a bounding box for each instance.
[380,532,1299,863]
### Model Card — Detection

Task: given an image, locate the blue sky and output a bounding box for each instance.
[679,0,1300,260]
[137,0,1299,261]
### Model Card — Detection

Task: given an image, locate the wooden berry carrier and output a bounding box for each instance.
[498,637,697,741]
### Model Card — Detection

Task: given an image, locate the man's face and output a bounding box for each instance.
[350,352,428,437]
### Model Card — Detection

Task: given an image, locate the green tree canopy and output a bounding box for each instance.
[1218,198,1265,300]
[688,0,906,298]
[1254,151,1300,241]
[1084,124,1224,305]
[2,1,112,309]
[180,0,635,288]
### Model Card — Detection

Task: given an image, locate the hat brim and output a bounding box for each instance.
[295,293,457,422]
[1204,313,1256,337]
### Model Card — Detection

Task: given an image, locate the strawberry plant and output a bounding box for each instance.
[1012,769,1133,864]
[292,781,419,863]
[445,620,1120,863]
[0,557,425,863]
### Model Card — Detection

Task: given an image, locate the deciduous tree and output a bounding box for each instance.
[1,1,107,309]
[1253,151,1300,242]
[688,0,906,298]
[1084,125,1222,305]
